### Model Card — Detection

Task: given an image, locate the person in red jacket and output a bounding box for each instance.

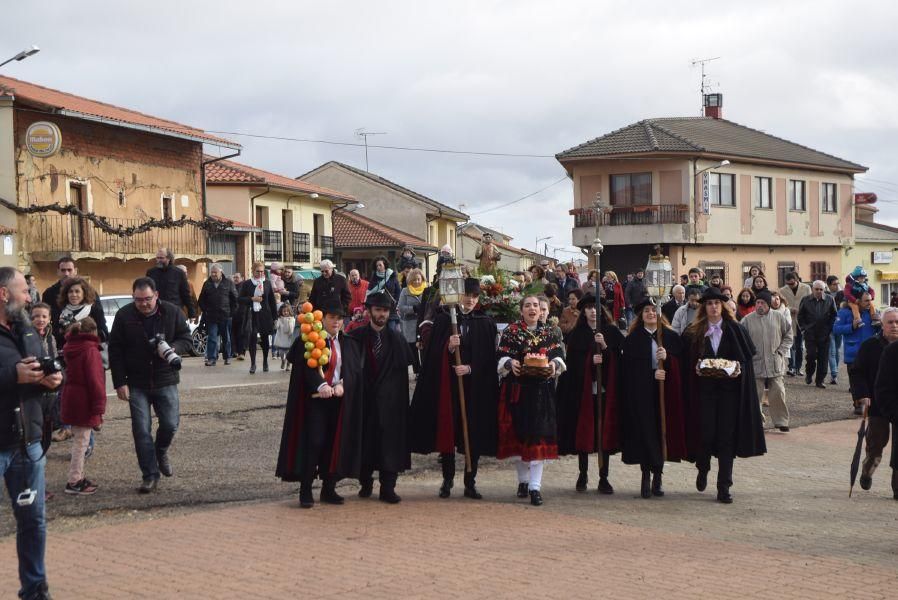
[61,317,106,495]
[347,269,369,316]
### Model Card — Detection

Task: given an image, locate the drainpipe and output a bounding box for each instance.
[201,150,241,218]
[250,185,271,264]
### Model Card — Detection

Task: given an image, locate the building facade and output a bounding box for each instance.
[456,222,545,274]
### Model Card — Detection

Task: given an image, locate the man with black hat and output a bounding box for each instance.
[409,278,498,499]
[741,290,794,432]
[346,291,412,503]
[682,287,766,504]
[276,298,362,508]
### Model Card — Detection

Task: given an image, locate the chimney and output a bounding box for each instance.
[703,93,722,119]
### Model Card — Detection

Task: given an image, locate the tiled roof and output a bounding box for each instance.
[333,210,435,250]
[299,161,469,220]
[208,214,261,232]
[205,159,354,201]
[460,231,528,256]
[0,75,238,148]
[556,117,866,172]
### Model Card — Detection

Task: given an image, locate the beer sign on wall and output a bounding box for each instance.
[25,121,62,157]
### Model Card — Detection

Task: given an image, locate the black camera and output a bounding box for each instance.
[148,334,181,370]
[38,355,64,376]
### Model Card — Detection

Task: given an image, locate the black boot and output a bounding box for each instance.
[576,453,588,492]
[263,354,269,372]
[463,466,482,500]
[358,476,374,498]
[379,472,401,504]
[696,468,708,492]
[892,470,898,500]
[717,456,734,503]
[651,469,664,497]
[516,482,529,498]
[597,453,613,494]
[320,479,344,505]
[640,469,651,499]
[529,489,543,506]
[299,482,314,508]
[439,453,454,498]
[716,485,733,504]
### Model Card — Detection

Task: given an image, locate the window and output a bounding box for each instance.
[709,173,735,207]
[610,172,652,206]
[313,213,325,247]
[742,262,765,284]
[776,262,797,288]
[254,206,269,244]
[810,261,829,283]
[882,283,898,305]
[755,177,772,209]
[822,183,837,213]
[699,261,727,284]
[789,180,806,211]
[161,194,173,220]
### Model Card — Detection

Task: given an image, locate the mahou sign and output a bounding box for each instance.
[25,121,62,157]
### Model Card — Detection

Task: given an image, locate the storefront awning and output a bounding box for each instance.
[877,270,898,282]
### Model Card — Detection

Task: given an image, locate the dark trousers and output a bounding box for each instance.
[248,321,270,367]
[805,337,830,385]
[864,416,898,483]
[790,328,804,372]
[697,395,737,490]
[441,452,480,488]
[302,398,341,485]
[578,452,610,479]
[847,363,861,402]
[360,469,397,491]
[408,342,420,374]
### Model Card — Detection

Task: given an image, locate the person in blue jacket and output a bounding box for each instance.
[833,291,879,415]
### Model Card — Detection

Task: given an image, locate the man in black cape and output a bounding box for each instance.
[346,291,412,503]
[555,293,623,494]
[275,298,363,508]
[865,308,898,499]
[408,278,498,499]
[683,287,766,504]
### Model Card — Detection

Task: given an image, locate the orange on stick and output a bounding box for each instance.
[302,302,313,313]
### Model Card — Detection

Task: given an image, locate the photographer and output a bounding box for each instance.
[108,277,191,494]
[1,267,61,600]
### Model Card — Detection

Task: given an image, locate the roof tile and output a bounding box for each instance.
[333,211,434,250]
[205,159,354,200]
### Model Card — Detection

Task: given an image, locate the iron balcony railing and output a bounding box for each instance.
[258,229,283,262]
[320,235,334,260]
[29,214,206,255]
[570,205,690,227]
[291,232,310,262]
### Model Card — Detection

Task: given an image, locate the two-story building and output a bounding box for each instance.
[204,158,353,275]
[298,161,468,278]
[0,75,240,294]
[843,198,898,307]
[557,94,868,289]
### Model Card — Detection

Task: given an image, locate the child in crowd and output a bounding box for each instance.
[844,266,877,327]
[31,303,68,442]
[60,317,106,496]
[274,303,296,371]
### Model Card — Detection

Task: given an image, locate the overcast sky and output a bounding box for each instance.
[4,1,897,262]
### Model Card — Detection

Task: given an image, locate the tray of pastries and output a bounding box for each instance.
[520,353,553,378]
[698,358,740,378]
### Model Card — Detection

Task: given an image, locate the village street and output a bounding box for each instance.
[2,358,897,598]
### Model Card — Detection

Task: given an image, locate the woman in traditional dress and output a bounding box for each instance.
[497,294,565,506]
[555,294,623,494]
[619,299,688,498]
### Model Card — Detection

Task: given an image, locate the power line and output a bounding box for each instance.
[469,176,569,216]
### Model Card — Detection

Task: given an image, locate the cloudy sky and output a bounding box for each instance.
[4,1,897,262]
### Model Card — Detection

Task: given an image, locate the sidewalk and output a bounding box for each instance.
[3,419,896,598]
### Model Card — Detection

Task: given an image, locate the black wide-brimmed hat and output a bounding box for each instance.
[634,297,657,315]
[464,277,481,296]
[701,287,730,303]
[320,298,346,318]
[577,293,597,311]
[365,291,394,309]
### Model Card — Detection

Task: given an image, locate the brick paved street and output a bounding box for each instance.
[2,417,896,599]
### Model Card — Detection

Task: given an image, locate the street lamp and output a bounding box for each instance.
[0,45,40,69]
[536,235,552,257]
[696,159,730,176]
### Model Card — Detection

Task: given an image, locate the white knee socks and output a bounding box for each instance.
[515,459,544,491]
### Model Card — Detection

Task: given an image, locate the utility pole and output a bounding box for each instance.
[690,56,720,114]
[354,128,387,172]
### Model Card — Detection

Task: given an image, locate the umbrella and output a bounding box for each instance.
[848,404,868,498]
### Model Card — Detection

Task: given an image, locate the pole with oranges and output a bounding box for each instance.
[297,301,330,378]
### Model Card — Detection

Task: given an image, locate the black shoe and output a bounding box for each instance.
[640,471,651,499]
[263,364,269,372]
[829,378,837,385]
[463,486,483,500]
[778,426,790,433]
[786,369,795,377]
[157,452,173,477]
[575,471,587,492]
[516,482,529,498]
[299,486,314,509]
[529,490,543,506]
[805,374,812,385]
[22,581,51,600]
[358,480,373,498]
[379,488,402,504]
[597,477,614,495]
[651,472,664,497]
[816,382,826,389]
[224,359,231,366]
[696,470,708,492]
[717,487,733,504]
[320,484,344,505]
[860,475,873,491]
[249,364,256,374]
[138,478,158,494]
[439,479,452,499]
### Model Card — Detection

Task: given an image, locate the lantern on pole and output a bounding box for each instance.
[438,263,473,472]
[644,244,673,303]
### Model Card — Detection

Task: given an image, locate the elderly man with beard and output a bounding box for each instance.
[147,247,196,320]
[0,267,63,600]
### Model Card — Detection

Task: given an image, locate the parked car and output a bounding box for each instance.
[100,294,203,356]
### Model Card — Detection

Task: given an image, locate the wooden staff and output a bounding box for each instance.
[449,305,474,473]
[595,309,604,471]
[656,325,668,462]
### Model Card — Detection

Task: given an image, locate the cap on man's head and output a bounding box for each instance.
[755,290,773,306]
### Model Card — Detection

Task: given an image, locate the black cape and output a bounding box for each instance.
[408,307,499,457]
[275,332,364,481]
[347,323,413,474]
[555,317,623,455]
[683,319,766,459]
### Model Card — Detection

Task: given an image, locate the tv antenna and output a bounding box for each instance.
[354,128,387,172]
[690,56,720,115]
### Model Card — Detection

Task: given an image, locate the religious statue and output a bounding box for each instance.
[475,233,502,273]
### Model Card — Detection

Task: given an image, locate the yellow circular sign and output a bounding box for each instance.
[25,121,62,157]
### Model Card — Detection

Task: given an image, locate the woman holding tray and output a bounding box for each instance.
[682,288,766,504]
[496,294,566,506]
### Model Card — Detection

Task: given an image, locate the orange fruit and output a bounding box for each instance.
[311,348,322,359]
[302,302,313,313]
[307,331,319,343]
[300,323,312,334]
[306,358,318,368]
[313,310,323,321]
[315,338,326,349]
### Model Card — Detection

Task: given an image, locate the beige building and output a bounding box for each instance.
[844,201,898,308]
[557,94,867,289]
[299,161,467,278]
[205,159,353,276]
[456,222,547,274]
[0,75,239,294]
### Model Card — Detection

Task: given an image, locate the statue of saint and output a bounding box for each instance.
[475,233,502,273]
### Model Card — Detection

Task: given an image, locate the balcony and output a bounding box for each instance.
[316,235,335,261]
[291,232,310,263]
[257,229,283,262]
[27,214,209,261]
[570,205,692,248]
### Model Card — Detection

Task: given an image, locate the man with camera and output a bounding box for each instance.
[109,277,191,493]
[1,267,61,600]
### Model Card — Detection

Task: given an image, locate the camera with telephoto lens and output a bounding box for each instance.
[38,355,64,376]
[148,333,181,370]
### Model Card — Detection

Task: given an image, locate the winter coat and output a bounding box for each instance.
[237,278,277,337]
[740,309,793,378]
[397,287,424,343]
[671,303,698,335]
[833,306,877,365]
[797,294,837,342]
[0,321,54,449]
[309,272,351,314]
[779,282,811,336]
[273,316,296,349]
[624,277,649,308]
[348,279,369,313]
[60,332,106,428]
[147,264,196,318]
[198,277,238,322]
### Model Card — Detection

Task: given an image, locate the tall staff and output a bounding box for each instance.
[440,265,473,473]
[590,234,604,471]
[645,245,673,462]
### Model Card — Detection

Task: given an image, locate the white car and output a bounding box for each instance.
[100,294,202,356]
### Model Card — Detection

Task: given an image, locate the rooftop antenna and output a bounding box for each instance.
[690,56,720,115]
[354,128,387,172]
